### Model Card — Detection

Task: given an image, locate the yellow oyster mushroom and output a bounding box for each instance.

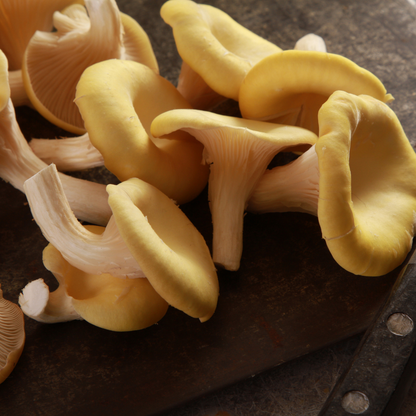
[24,164,218,323]
[161,0,281,103]
[0,284,25,384]
[317,91,416,276]
[239,50,393,135]
[19,238,169,332]
[151,109,317,271]
[75,59,209,205]
[107,178,219,322]
[248,91,416,276]
[22,0,159,134]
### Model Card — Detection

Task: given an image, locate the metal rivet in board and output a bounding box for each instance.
[341,390,370,414]
[386,312,414,337]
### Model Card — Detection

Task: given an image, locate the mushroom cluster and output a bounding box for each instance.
[0,0,414,361]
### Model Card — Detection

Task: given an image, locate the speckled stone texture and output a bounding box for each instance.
[2,1,416,415]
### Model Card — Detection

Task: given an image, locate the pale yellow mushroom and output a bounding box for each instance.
[151,109,317,271]
[239,50,393,135]
[75,59,209,205]
[21,164,169,331]
[19,241,169,332]
[22,0,159,134]
[107,177,219,322]
[23,164,218,323]
[161,0,281,104]
[248,91,416,276]
[0,284,25,384]
[0,50,111,225]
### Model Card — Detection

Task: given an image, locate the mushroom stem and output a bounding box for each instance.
[0,92,111,225]
[19,278,82,324]
[294,33,327,52]
[9,70,31,107]
[247,145,320,215]
[24,164,143,278]
[29,133,105,171]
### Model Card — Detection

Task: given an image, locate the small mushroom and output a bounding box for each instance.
[19,241,169,332]
[151,109,317,271]
[22,0,159,134]
[161,0,281,103]
[75,59,209,205]
[248,91,416,276]
[24,163,218,323]
[0,284,25,384]
[239,50,393,135]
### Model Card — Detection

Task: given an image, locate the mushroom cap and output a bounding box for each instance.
[239,50,393,135]
[316,91,416,276]
[161,0,281,101]
[0,285,25,384]
[42,235,169,332]
[107,177,219,322]
[151,109,317,270]
[22,0,158,134]
[75,59,209,205]
[0,0,84,70]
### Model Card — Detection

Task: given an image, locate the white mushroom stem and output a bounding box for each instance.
[0,98,111,225]
[29,133,105,171]
[187,127,299,271]
[247,145,320,215]
[9,70,31,107]
[294,33,327,52]
[19,278,81,324]
[24,164,145,279]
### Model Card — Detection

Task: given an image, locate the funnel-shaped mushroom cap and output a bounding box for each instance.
[161,0,281,101]
[42,238,169,332]
[151,109,317,271]
[0,0,84,70]
[107,177,219,322]
[317,91,416,276]
[0,284,25,384]
[239,50,393,135]
[22,0,158,134]
[75,59,209,205]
